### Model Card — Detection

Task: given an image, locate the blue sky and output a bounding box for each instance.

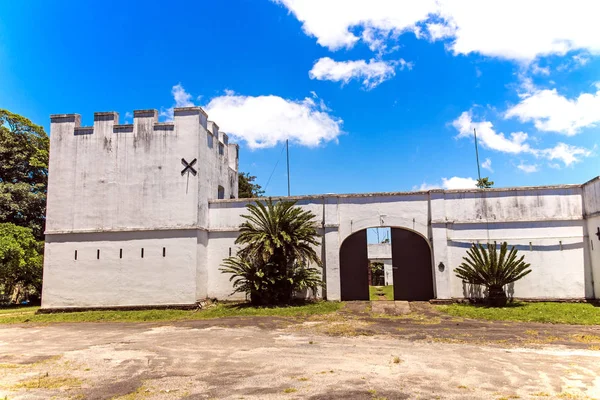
[1,1,599,196]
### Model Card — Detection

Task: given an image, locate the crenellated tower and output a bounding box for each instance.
[46,108,238,233]
[42,107,238,309]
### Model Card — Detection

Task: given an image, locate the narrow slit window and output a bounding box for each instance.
[229,247,232,257]
[74,250,78,260]
[218,185,225,199]
[163,247,166,257]
[119,249,123,259]
[97,249,100,259]
[141,248,144,258]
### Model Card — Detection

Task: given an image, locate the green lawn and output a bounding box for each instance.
[0,301,342,324]
[437,302,600,325]
[0,305,40,314]
[369,285,394,301]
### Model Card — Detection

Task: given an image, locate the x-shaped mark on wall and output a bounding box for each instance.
[181,158,197,176]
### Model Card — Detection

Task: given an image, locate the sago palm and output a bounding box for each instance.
[455,241,531,307]
[220,199,323,305]
[236,199,322,268]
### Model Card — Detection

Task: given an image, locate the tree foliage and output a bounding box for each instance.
[238,172,264,198]
[476,177,494,189]
[0,223,44,302]
[369,261,385,286]
[220,199,323,305]
[455,241,531,307]
[0,109,49,240]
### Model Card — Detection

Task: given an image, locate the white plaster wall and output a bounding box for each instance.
[441,186,583,223]
[42,231,197,308]
[383,260,393,286]
[447,222,586,299]
[368,243,391,259]
[336,194,430,241]
[43,114,597,310]
[585,216,600,298]
[583,177,600,298]
[208,184,591,301]
[206,231,245,300]
[46,109,237,234]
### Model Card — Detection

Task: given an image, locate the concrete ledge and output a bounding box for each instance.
[174,107,208,117]
[50,114,81,124]
[36,303,198,314]
[134,109,158,118]
[94,112,118,121]
[433,298,599,305]
[209,181,589,205]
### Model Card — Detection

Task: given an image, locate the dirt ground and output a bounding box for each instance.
[1,303,600,400]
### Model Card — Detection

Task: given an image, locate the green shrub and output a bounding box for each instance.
[455,241,531,307]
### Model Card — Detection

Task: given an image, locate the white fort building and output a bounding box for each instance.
[41,107,600,309]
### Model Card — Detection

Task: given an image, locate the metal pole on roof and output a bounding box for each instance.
[286,139,291,197]
[474,128,482,185]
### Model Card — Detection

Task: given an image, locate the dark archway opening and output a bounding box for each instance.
[339,227,434,301]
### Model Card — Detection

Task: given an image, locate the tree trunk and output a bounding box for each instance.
[487,285,507,307]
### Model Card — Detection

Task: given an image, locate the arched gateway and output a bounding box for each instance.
[339,228,434,301]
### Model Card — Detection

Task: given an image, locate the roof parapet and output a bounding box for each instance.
[94,112,119,122]
[50,114,81,125]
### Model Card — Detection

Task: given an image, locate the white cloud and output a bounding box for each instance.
[452,111,531,154]
[273,0,600,62]
[442,176,478,189]
[416,176,478,191]
[416,182,441,191]
[505,86,600,135]
[160,83,195,121]
[309,57,411,89]
[517,162,539,173]
[531,63,550,75]
[203,92,343,149]
[452,111,592,168]
[537,142,591,167]
[173,84,194,107]
[573,54,590,66]
[481,158,493,172]
[161,84,343,149]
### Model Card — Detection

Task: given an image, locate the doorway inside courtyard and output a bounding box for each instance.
[339,227,434,301]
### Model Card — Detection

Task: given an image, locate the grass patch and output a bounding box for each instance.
[12,375,81,390]
[369,286,393,301]
[112,384,151,400]
[0,305,40,315]
[437,302,600,325]
[572,334,600,343]
[0,301,342,324]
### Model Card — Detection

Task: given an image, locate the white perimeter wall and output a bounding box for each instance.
[42,179,598,307]
[209,184,594,302]
[42,231,198,308]
[583,177,600,298]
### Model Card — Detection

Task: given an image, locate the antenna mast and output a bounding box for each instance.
[474,128,482,184]
[286,139,291,197]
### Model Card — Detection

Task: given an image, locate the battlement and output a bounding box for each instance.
[50,107,216,136]
[49,107,238,173]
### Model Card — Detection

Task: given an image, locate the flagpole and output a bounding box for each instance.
[474,128,482,184]
[286,139,291,197]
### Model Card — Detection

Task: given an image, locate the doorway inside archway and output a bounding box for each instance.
[367,228,394,301]
[339,227,434,301]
